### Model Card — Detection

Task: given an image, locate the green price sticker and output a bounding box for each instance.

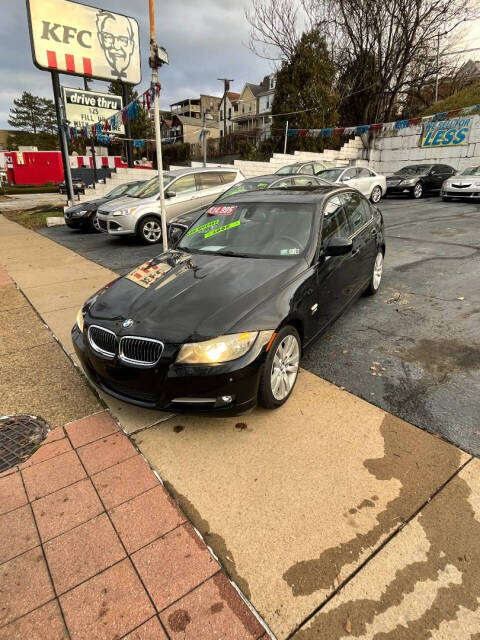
[187,219,219,236]
[204,220,241,238]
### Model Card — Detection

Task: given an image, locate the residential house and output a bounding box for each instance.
[219,91,240,137]
[170,95,222,121]
[230,74,276,139]
[161,114,219,145]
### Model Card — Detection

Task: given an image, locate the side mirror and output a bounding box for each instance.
[325,237,353,256]
[168,224,186,246]
[165,190,176,198]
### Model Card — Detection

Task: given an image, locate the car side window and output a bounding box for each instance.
[358,168,371,177]
[313,163,325,174]
[294,176,316,186]
[302,164,315,175]
[341,192,372,233]
[169,174,197,195]
[342,168,357,181]
[195,172,223,190]
[219,171,238,184]
[321,196,350,243]
[274,178,295,187]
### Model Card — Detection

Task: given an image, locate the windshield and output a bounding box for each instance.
[132,174,175,199]
[178,201,315,258]
[219,181,271,199]
[275,165,298,175]
[317,169,344,182]
[395,165,432,175]
[460,166,480,176]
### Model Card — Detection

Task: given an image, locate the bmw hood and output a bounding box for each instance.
[86,250,305,343]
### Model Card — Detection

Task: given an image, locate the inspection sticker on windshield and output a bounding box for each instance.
[206,205,238,216]
[204,220,240,238]
[187,219,219,236]
[126,259,172,288]
[280,248,300,255]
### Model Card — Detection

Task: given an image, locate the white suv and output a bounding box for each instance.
[97,167,244,244]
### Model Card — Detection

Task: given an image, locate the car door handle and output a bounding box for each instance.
[370,228,377,236]
[351,248,360,257]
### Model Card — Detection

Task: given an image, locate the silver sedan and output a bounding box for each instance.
[442,166,480,201]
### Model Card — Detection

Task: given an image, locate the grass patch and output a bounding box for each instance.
[0,184,59,195]
[3,205,64,229]
[420,83,480,116]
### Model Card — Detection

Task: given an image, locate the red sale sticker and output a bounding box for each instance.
[206,205,238,216]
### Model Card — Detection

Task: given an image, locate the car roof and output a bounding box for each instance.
[219,185,344,204]
[165,167,239,177]
[241,173,323,185]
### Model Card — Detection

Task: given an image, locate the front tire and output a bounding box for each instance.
[370,185,382,203]
[89,212,101,232]
[411,182,423,199]
[258,326,301,409]
[365,250,384,296]
[138,216,162,244]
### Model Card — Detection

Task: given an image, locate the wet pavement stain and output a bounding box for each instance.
[292,460,479,639]
[283,414,463,598]
[163,480,252,600]
[399,339,480,384]
[167,609,191,632]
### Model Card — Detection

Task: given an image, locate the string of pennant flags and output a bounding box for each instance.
[285,104,480,139]
[64,80,480,146]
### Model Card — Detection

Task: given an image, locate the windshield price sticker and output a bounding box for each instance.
[204,220,240,238]
[206,205,238,216]
[280,248,300,255]
[187,219,219,236]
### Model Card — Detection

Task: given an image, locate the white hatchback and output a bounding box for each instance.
[97,167,244,244]
[317,166,387,203]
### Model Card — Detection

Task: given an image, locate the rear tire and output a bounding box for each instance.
[410,182,423,199]
[365,250,384,296]
[138,216,162,244]
[258,326,301,409]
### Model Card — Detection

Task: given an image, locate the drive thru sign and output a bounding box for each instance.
[26,0,141,84]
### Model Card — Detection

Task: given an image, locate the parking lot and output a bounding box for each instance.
[39,195,480,456]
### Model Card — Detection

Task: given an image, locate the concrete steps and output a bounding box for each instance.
[76,167,155,203]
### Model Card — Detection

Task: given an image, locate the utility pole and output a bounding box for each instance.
[83,77,98,184]
[283,119,289,154]
[148,0,169,252]
[218,78,234,151]
[202,110,207,167]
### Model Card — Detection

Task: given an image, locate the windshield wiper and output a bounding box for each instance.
[214,250,254,258]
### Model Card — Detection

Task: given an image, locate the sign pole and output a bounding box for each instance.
[284,119,288,154]
[122,83,135,168]
[51,71,74,205]
[149,0,168,253]
[83,78,98,184]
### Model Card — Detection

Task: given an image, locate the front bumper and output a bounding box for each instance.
[386,183,415,194]
[64,211,92,228]
[441,186,480,198]
[72,324,263,415]
[97,213,136,236]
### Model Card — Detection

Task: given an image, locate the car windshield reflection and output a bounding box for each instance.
[178,202,315,258]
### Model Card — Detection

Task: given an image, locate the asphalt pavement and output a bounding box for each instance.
[38,195,480,456]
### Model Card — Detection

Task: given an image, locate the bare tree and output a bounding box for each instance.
[246,0,480,121]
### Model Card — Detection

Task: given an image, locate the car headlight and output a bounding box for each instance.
[72,209,89,217]
[400,178,416,185]
[76,308,85,332]
[113,207,137,217]
[176,330,274,364]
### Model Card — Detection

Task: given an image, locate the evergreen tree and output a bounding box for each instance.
[8,91,56,135]
[272,31,339,133]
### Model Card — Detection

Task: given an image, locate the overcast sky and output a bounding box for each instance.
[0,0,271,129]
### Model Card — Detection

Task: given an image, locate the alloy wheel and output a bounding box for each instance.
[371,186,382,203]
[372,251,384,290]
[143,220,162,242]
[413,183,423,198]
[270,334,300,401]
[91,213,101,232]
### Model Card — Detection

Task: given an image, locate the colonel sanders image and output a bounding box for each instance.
[96,11,135,79]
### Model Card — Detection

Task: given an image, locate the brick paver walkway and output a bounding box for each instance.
[0,411,267,640]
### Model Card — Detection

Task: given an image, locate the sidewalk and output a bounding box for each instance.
[0,268,267,639]
[1,213,480,639]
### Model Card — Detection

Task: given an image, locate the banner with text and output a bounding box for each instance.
[421,117,472,147]
[63,87,124,134]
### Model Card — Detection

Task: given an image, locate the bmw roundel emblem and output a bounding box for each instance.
[122,318,134,328]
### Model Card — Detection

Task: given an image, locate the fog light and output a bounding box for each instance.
[215,395,233,407]
[221,395,232,403]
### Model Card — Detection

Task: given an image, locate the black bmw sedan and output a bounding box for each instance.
[72,187,385,414]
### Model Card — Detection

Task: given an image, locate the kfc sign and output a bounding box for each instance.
[26,0,141,85]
